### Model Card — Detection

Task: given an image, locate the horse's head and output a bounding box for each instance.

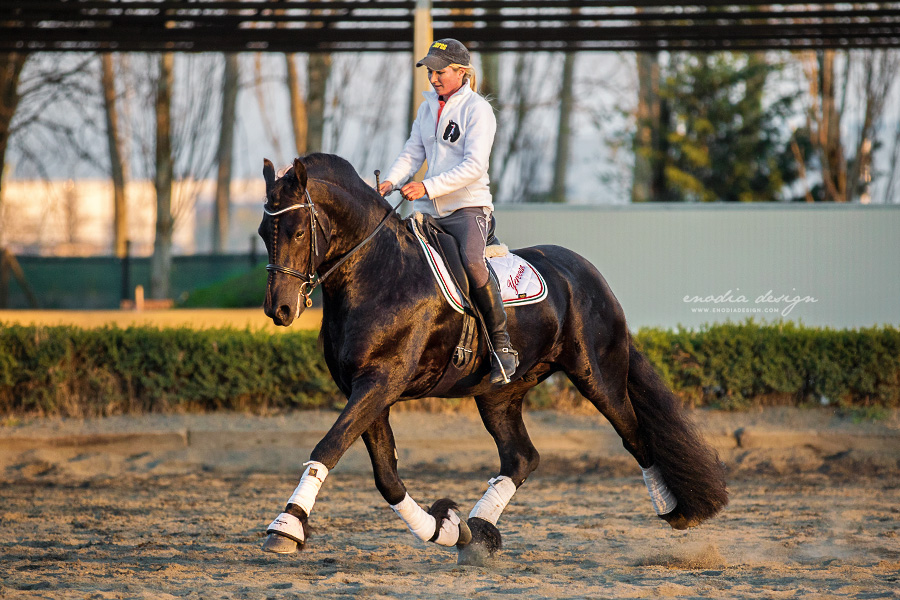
[259,158,327,326]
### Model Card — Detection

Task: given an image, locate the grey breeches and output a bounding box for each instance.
[434,207,492,289]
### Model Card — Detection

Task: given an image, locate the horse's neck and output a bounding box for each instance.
[314,179,386,252]
[313,180,412,279]
[319,216,419,300]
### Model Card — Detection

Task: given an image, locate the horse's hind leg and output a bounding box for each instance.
[362,407,472,550]
[459,387,540,566]
[565,332,653,469]
[565,332,713,526]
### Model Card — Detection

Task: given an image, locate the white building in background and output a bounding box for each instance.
[0,179,266,256]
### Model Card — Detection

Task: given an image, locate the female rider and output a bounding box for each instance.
[378,38,517,385]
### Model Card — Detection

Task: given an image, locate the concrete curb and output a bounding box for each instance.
[0,428,897,455]
[0,431,189,452]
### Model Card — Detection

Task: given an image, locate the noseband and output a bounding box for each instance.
[264,182,404,308]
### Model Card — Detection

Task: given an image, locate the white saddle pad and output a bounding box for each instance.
[410,219,548,315]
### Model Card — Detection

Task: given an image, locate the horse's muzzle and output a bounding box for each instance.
[267,302,297,327]
[264,285,304,327]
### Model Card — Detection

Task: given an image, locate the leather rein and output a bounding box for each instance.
[263,182,404,308]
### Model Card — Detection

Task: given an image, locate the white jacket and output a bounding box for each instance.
[383,84,496,217]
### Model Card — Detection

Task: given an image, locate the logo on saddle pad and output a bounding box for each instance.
[507,265,528,298]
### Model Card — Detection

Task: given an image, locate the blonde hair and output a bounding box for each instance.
[449,63,478,92]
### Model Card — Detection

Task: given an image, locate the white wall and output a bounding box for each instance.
[494,204,900,330]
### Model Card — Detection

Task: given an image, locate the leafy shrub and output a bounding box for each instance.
[1,321,898,416]
[0,325,339,417]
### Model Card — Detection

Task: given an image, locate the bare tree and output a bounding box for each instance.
[252,54,289,159]
[880,102,900,203]
[101,54,129,257]
[112,53,219,294]
[846,51,898,203]
[801,50,846,201]
[480,53,499,100]
[799,49,899,202]
[286,54,308,156]
[632,51,663,202]
[326,54,401,173]
[0,53,28,204]
[150,53,175,300]
[490,53,558,203]
[307,53,331,151]
[2,53,104,249]
[213,53,239,253]
[550,52,576,203]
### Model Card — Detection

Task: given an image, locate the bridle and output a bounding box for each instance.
[263,181,404,308]
[263,188,322,308]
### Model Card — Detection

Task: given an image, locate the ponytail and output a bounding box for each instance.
[449,63,478,92]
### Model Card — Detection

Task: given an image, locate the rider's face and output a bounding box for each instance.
[428,67,466,98]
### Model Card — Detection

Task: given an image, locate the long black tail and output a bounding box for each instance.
[627,341,728,528]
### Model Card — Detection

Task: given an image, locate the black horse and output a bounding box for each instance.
[258,154,727,563]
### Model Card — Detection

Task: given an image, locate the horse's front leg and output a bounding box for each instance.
[362,406,471,550]
[458,387,541,566]
[263,377,399,554]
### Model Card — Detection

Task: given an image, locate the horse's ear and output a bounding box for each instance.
[292,158,308,190]
[263,159,276,195]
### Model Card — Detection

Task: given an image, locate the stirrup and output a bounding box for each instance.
[490,347,519,385]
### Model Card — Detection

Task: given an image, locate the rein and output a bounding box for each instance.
[264,182,404,308]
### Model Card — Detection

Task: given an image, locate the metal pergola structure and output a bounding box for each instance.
[3,1,900,53]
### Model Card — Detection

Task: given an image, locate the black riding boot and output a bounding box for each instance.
[471,278,519,385]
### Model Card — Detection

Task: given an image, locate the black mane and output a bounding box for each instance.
[300,153,388,207]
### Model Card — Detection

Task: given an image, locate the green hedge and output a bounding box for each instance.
[0,321,898,417]
[0,325,339,417]
[634,321,900,409]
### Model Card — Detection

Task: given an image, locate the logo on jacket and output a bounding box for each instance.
[443,120,461,143]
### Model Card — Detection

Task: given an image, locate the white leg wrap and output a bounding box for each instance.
[390,494,461,546]
[266,512,305,543]
[286,461,329,516]
[469,476,517,525]
[642,464,678,515]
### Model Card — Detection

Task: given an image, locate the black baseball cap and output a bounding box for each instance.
[416,39,471,70]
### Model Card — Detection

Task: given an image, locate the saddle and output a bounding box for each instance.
[408,213,547,396]
[414,212,502,305]
[409,214,488,395]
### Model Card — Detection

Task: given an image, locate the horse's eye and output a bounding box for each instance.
[294,230,304,240]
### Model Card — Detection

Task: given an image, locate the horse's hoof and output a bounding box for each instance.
[457,517,501,566]
[658,508,698,531]
[456,518,473,547]
[262,532,300,554]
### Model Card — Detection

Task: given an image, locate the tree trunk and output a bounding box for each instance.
[0,53,27,219]
[307,54,331,151]
[480,52,499,99]
[101,54,129,258]
[151,53,175,300]
[633,51,662,202]
[213,53,239,253]
[550,52,575,203]
[819,50,847,202]
[286,54,308,157]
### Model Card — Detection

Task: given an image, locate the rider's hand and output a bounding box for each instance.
[400,182,427,201]
[378,181,393,197]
